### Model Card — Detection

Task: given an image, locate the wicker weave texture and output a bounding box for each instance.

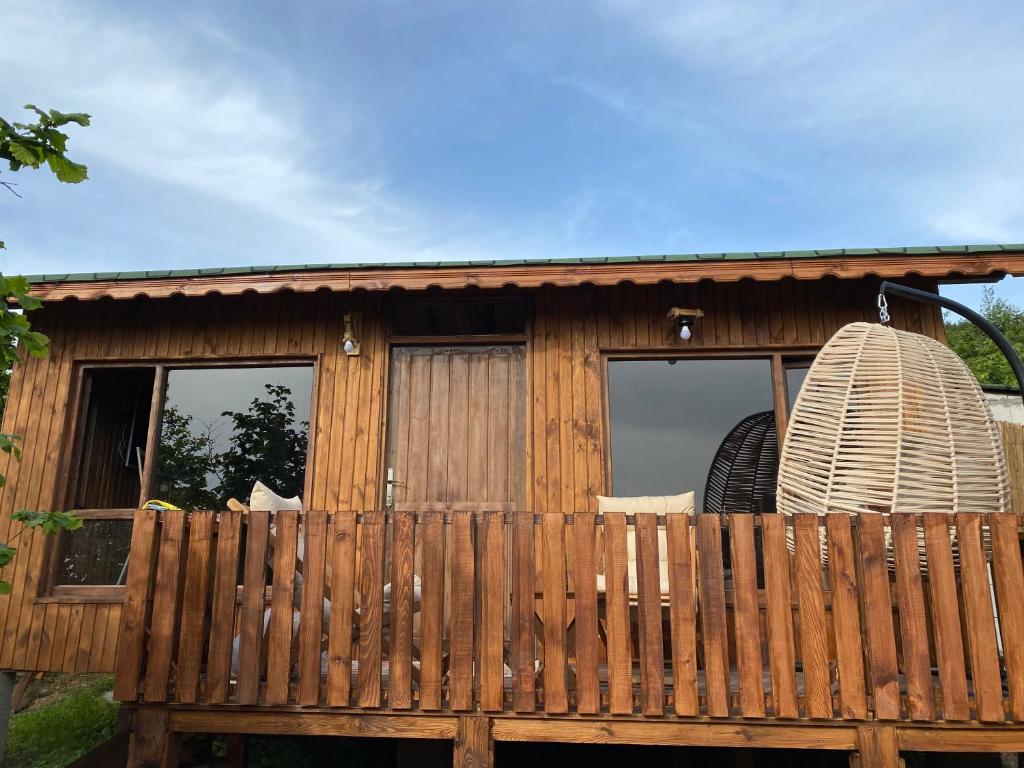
[778,322,1010,519]
[703,410,778,515]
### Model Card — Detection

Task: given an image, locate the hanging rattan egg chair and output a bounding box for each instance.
[777,322,1010,533]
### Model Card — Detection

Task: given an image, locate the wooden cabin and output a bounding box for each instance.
[6,245,1024,767]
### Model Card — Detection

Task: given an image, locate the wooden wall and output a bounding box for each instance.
[0,274,943,673]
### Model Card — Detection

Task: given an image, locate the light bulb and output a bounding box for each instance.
[343,338,355,354]
[679,324,692,341]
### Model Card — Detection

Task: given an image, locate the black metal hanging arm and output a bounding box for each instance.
[878,280,1024,405]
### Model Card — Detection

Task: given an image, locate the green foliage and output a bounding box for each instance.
[5,675,118,768]
[12,509,84,535]
[944,287,1024,388]
[155,385,309,509]
[217,384,309,505]
[0,105,90,189]
[0,105,88,594]
[155,404,220,510]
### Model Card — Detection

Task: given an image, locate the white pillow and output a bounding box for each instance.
[596,492,694,594]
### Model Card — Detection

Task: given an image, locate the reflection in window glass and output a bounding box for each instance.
[57,519,133,585]
[608,359,775,510]
[155,366,313,510]
[786,366,810,411]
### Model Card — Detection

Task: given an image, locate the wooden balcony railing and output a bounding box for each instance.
[113,508,1024,724]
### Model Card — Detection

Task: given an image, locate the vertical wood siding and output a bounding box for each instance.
[0,275,943,672]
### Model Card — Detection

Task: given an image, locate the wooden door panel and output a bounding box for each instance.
[386,346,525,508]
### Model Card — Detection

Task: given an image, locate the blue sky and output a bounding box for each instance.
[3,1,1024,311]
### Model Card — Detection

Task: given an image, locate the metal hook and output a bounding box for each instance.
[877,292,890,324]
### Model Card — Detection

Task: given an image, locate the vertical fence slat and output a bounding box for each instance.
[857,512,901,720]
[511,511,537,713]
[634,512,665,716]
[206,510,242,704]
[991,513,1024,721]
[388,510,415,709]
[666,514,698,716]
[541,513,568,713]
[957,513,1004,722]
[479,510,505,712]
[237,510,271,706]
[418,511,445,711]
[297,510,328,706]
[825,513,867,720]
[175,510,214,704]
[697,514,730,717]
[762,514,798,718]
[356,510,386,708]
[326,511,357,707]
[891,514,934,721]
[113,508,159,701]
[922,512,970,721]
[730,514,765,718]
[603,512,633,714]
[265,510,299,705]
[449,510,475,711]
[143,509,186,703]
[794,514,832,719]
[572,512,599,714]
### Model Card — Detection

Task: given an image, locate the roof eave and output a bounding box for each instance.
[25,249,1024,303]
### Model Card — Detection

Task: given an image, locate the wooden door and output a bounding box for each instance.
[385,345,526,509]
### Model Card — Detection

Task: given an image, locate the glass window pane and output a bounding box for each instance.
[608,358,775,511]
[56,519,133,585]
[155,366,314,510]
[786,366,810,411]
[391,298,527,336]
[74,367,155,509]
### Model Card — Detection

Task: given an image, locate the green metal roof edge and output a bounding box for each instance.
[24,243,1024,285]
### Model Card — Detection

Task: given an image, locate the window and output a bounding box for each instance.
[52,362,314,591]
[390,296,527,336]
[57,368,155,587]
[784,361,812,411]
[155,366,313,510]
[607,358,776,512]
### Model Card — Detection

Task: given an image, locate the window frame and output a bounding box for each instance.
[601,348,816,498]
[42,355,319,601]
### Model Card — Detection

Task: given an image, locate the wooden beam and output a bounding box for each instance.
[29,251,1024,302]
[127,707,179,768]
[897,727,1024,753]
[167,710,460,739]
[489,719,857,750]
[854,726,899,768]
[454,717,492,768]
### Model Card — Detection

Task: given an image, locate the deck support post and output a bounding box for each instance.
[852,726,900,768]
[127,706,179,768]
[226,733,247,768]
[454,716,492,768]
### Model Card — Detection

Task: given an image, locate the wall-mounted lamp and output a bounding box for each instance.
[342,312,361,356]
[667,307,703,342]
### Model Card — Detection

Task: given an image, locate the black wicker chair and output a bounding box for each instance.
[703,410,779,516]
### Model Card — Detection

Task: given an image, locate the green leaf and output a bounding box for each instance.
[0,544,16,567]
[17,295,42,312]
[0,581,12,595]
[13,509,81,533]
[45,154,88,183]
[6,140,41,167]
[49,111,90,128]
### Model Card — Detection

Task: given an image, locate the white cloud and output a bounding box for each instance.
[591,0,1024,243]
[0,1,429,266]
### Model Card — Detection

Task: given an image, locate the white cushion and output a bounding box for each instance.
[596,492,694,594]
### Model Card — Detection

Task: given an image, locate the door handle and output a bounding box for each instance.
[385,467,405,508]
